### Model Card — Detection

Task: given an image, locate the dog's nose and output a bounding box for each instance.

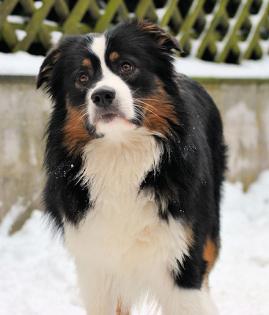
[91,87,116,107]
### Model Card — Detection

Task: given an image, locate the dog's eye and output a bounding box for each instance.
[119,62,135,75]
[79,74,89,83]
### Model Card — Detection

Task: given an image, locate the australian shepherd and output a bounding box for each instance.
[37,21,226,315]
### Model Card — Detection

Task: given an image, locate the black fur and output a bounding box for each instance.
[37,21,226,290]
[140,74,226,288]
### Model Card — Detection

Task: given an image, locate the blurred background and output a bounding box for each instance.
[0,1,268,315]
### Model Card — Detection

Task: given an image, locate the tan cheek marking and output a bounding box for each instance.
[109,51,120,62]
[140,84,179,135]
[82,58,91,67]
[63,105,92,154]
[203,238,219,275]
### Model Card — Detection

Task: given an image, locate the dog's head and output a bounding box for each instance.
[37,21,180,152]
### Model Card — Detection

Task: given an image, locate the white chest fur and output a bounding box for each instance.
[64,128,191,311]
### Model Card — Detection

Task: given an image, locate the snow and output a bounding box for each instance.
[0,52,44,76]
[156,8,166,19]
[0,198,26,237]
[1,171,269,315]
[211,171,269,315]
[50,31,63,46]
[1,51,269,79]
[44,19,58,27]
[7,15,27,24]
[175,56,269,79]
[260,40,269,54]
[205,14,213,23]
[34,1,43,9]
[15,29,27,41]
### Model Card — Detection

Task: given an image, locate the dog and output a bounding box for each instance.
[37,21,226,315]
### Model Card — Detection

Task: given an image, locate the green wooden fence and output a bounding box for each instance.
[0,0,268,63]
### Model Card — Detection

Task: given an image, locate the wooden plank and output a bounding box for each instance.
[54,0,70,19]
[94,0,122,32]
[0,0,19,28]
[39,26,53,49]
[177,0,206,48]
[117,2,129,21]
[196,0,229,59]
[0,0,268,63]
[63,0,91,34]
[135,0,152,19]
[2,22,18,48]
[14,0,55,51]
[88,0,101,20]
[215,0,253,62]
[20,0,36,14]
[145,3,158,21]
[242,1,269,60]
[159,0,180,27]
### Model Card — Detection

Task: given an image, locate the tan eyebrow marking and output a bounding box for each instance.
[109,51,120,62]
[82,58,92,67]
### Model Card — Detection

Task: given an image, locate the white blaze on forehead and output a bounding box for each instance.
[90,35,107,70]
[87,35,135,132]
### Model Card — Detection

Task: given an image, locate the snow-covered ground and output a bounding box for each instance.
[0,171,269,315]
[1,51,269,79]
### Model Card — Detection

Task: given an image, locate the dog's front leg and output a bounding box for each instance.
[116,299,130,315]
[76,269,115,315]
[160,287,218,315]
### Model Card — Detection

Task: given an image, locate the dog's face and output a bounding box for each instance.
[37,21,180,152]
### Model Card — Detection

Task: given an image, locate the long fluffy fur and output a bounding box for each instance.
[37,21,226,315]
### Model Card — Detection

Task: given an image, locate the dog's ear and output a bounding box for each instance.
[36,47,61,89]
[138,21,181,54]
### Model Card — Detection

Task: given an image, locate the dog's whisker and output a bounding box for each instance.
[134,100,163,121]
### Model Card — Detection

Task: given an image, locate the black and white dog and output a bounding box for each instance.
[37,21,226,315]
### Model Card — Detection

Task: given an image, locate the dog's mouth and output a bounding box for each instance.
[98,112,122,123]
[90,104,137,136]
[94,109,126,125]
